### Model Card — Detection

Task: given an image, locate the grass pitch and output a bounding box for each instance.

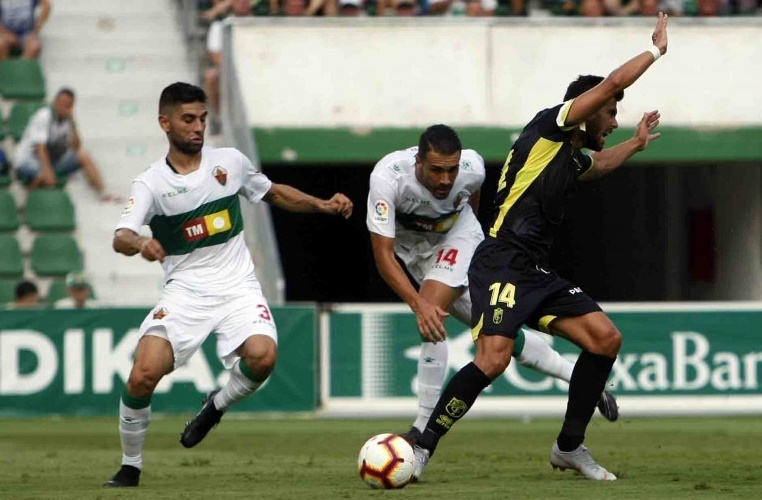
[0,415,758,499]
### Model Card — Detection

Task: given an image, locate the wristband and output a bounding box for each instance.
[649,45,662,61]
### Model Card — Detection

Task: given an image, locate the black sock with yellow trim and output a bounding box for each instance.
[557,350,616,451]
[418,362,492,453]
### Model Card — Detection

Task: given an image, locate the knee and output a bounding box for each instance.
[25,37,41,55]
[474,350,510,379]
[77,150,92,163]
[592,327,622,357]
[241,342,278,377]
[126,368,162,397]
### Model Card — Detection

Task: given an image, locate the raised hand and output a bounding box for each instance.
[652,12,669,55]
[635,110,661,151]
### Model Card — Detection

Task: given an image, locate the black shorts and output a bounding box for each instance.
[468,238,601,340]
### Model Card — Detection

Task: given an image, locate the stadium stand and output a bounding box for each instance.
[0,189,19,231]
[30,234,82,277]
[0,234,24,278]
[24,188,76,232]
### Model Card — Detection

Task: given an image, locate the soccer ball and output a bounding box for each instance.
[357,433,415,489]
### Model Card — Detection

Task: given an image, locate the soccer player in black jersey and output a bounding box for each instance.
[412,13,669,482]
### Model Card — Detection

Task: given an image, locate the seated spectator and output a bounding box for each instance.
[601,0,640,15]
[580,0,605,14]
[0,0,50,60]
[55,272,100,309]
[12,87,118,201]
[204,0,253,132]
[336,0,362,15]
[12,280,39,308]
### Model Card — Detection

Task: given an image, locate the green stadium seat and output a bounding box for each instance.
[0,174,9,187]
[0,278,17,305]
[8,101,46,141]
[0,190,19,231]
[46,278,95,305]
[0,59,46,100]
[30,234,82,277]
[25,189,76,231]
[0,234,24,278]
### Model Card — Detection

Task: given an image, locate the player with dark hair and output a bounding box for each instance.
[104,82,353,487]
[412,13,669,482]
[368,125,618,449]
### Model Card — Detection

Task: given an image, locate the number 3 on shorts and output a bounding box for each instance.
[488,282,516,308]
[257,304,272,321]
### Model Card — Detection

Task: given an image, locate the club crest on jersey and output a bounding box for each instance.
[213,166,227,186]
[153,307,168,320]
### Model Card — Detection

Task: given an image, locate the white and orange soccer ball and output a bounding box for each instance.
[357,433,415,489]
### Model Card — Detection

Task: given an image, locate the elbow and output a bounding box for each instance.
[601,75,625,100]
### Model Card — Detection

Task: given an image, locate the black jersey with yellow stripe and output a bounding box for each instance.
[487,101,593,265]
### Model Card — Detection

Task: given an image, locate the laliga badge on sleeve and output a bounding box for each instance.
[373,200,389,225]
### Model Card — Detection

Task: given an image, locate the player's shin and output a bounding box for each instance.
[514,328,574,382]
[119,391,152,470]
[413,340,448,432]
[557,351,615,451]
[213,359,267,410]
[418,362,491,452]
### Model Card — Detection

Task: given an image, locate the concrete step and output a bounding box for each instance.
[48,0,177,16]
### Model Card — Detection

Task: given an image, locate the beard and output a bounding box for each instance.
[583,131,604,152]
[170,136,204,155]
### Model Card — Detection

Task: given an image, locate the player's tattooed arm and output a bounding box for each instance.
[264,183,353,219]
[113,228,166,262]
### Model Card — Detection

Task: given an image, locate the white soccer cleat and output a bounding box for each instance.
[412,445,431,481]
[550,442,617,481]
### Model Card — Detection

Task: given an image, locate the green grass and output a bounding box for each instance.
[0,416,758,499]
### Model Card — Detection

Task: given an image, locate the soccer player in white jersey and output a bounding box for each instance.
[104,82,353,488]
[366,125,617,452]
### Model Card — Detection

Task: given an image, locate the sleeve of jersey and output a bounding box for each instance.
[366,173,396,238]
[114,181,156,233]
[239,152,273,203]
[554,99,577,131]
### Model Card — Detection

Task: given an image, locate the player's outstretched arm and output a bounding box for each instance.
[264,183,353,218]
[585,110,661,179]
[564,12,668,128]
[113,228,165,262]
[370,233,448,342]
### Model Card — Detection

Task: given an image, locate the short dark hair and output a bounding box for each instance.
[159,82,206,114]
[417,124,462,161]
[56,87,76,100]
[15,280,38,300]
[564,75,624,102]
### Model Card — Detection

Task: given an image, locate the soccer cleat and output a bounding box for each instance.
[412,445,431,482]
[597,390,619,422]
[103,465,140,487]
[550,442,617,481]
[180,390,225,448]
[399,426,422,447]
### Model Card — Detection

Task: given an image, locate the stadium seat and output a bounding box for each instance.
[0,59,46,100]
[46,279,95,305]
[0,190,19,231]
[8,101,46,141]
[0,278,16,305]
[30,234,82,277]
[25,189,76,231]
[0,234,24,278]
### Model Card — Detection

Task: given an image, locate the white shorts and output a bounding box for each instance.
[397,224,483,289]
[140,280,278,369]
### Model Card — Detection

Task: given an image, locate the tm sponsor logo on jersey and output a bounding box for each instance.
[182,209,232,241]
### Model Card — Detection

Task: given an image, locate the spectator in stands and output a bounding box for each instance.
[13,87,118,201]
[13,280,39,308]
[579,0,605,15]
[601,0,640,15]
[0,0,50,60]
[55,272,99,309]
[204,0,253,132]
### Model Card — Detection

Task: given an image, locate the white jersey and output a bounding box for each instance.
[366,147,486,258]
[116,147,272,293]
